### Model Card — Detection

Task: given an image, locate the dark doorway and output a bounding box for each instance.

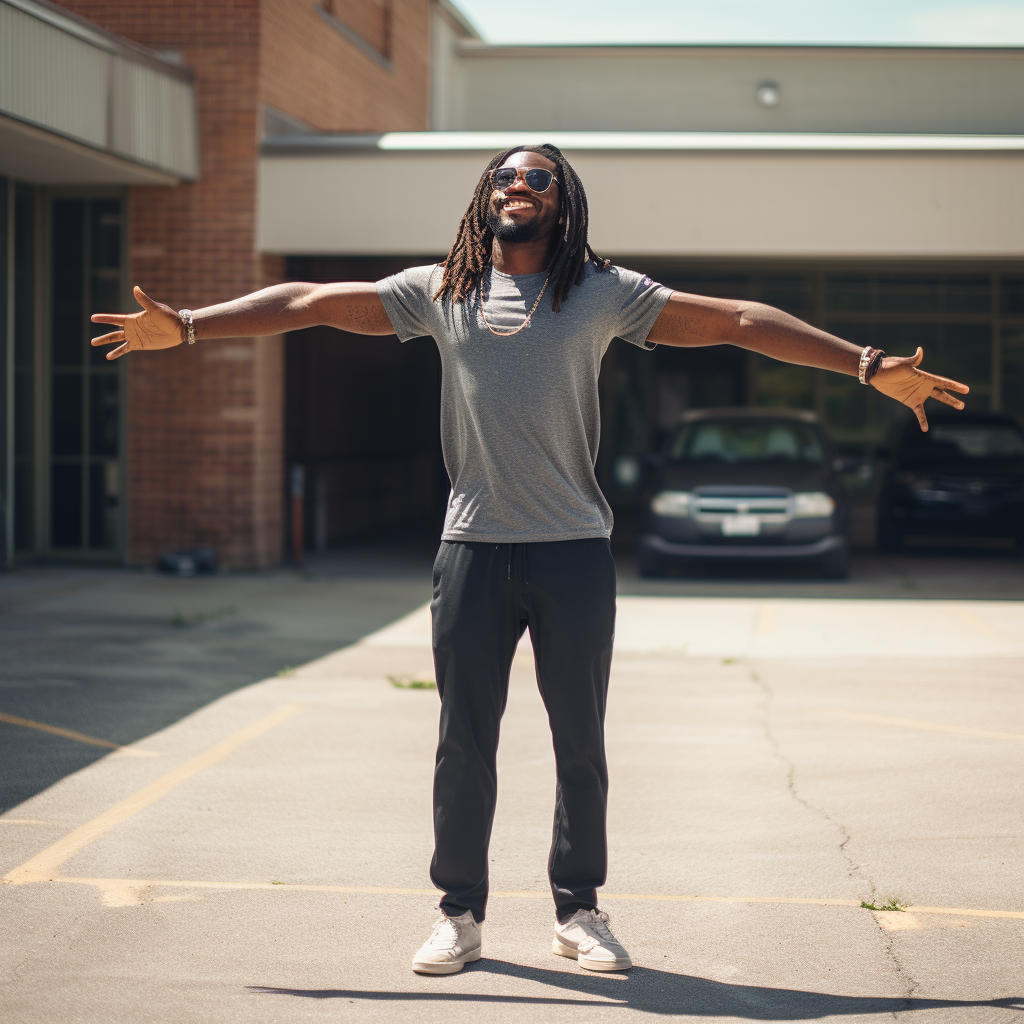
[284,257,448,548]
[48,193,126,557]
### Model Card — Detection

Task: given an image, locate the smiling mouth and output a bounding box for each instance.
[501,199,537,213]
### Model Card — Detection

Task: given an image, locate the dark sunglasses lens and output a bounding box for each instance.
[524,169,554,191]
[492,168,517,189]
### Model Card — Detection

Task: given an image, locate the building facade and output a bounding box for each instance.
[1,0,435,567]
[266,37,1024,547]
[3,2,1023,565]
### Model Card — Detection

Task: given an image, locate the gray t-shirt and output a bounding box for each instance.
[376,261,672,543]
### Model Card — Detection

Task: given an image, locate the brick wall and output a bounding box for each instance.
[260,0,429,131]
[56,1,431,566]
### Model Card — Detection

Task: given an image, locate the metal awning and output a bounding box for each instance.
[0,0,199,185]
[263,131,1024,154]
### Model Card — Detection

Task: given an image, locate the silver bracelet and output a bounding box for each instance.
[178,308,196,345]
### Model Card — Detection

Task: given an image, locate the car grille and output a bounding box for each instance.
[695,494,790,521]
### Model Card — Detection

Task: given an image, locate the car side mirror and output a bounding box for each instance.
[612,455,642,489]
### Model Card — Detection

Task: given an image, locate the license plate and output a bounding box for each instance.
[722,514,761,536]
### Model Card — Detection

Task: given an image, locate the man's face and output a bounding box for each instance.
[486,151,561,245]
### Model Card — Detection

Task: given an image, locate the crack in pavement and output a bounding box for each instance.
[746,666,921,1017]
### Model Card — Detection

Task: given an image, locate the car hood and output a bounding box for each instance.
[895,456,1024,481]
[657,462,833,493]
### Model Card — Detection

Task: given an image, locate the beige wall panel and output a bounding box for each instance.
[435,45,1024,134]
[258,150,1024,258]
[258,151,486,256]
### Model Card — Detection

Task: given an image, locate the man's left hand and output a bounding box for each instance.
[871,347,969,431]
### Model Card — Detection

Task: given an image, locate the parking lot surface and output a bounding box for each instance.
[1,549,1022,1022]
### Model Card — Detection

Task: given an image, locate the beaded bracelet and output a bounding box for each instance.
[858,346,885,385]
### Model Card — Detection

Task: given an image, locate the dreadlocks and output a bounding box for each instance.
[432,144,609,313]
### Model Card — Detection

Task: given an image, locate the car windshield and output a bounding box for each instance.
[904,423,1024,461]
[666,419,825,465]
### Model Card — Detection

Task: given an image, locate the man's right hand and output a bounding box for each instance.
[91,286,184,360]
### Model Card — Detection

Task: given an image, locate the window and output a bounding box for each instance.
[666,419,825,465]
[48,195,124,553]
[319,0,392,60]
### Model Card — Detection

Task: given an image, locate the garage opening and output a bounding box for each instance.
[284,257,449,550]
[283,256,1023,552]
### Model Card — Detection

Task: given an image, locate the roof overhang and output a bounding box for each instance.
[0,112,182,185]
[0,0,199,185]
[258,132,1024,259]
[264,131,1024,154]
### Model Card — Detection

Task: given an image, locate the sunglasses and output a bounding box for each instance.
[491,166,558,194]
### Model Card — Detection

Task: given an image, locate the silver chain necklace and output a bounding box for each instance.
[479,268,550,338]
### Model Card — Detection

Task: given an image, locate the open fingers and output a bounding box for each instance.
[106,342,130,360]
[923,371,970,394]
[90,312,127,327]
[932,388,965,409]
[913,403,929,432]
[90,330,125,347]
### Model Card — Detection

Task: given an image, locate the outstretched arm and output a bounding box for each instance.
[91,282,395,360]
[647,291,968,431]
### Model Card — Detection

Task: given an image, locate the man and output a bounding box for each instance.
[92,144,968,976]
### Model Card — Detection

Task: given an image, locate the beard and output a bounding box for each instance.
[487,206,547,243]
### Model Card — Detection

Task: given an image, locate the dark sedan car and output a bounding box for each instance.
[877,411,1024,551]
[637,409,851,578]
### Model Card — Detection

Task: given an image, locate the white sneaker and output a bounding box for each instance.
[412,910,482,974]
[552,909,632,971]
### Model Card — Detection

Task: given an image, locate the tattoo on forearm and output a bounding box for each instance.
[347,304,389,332]
[660,314,707,340]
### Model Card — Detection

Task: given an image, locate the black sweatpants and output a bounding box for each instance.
[429,537,617,923]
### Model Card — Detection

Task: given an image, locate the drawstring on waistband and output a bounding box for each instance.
[503,543,529,584]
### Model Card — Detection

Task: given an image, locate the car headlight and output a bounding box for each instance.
[651,490,694,517]
[792,492,836,518]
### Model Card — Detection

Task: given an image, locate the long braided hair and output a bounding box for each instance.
[432,144,609,313]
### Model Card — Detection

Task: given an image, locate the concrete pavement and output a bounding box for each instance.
[1,551,1022,1022]
[0,547,435,814]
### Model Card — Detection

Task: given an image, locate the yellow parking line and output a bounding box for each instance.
[3,703,305,886]
[948,607,1005,639]
[0,712,158,756]
[36,876,1024,920]
[824,709,1024,742]
[755,603,775,636]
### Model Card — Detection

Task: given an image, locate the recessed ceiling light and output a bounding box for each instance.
[756,82,781,107]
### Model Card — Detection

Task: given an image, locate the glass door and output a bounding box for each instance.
[47,194,126,556]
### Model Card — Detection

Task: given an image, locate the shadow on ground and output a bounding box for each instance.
[0,535,437,814]
[615,547,1024,601]
[251,961,1024,1018]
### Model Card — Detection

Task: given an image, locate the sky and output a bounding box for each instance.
[451,0,1024,46]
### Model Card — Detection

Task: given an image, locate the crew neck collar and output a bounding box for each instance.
[490,265,548,281]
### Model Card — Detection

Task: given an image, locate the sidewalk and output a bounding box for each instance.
[2,573,1022,1022]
